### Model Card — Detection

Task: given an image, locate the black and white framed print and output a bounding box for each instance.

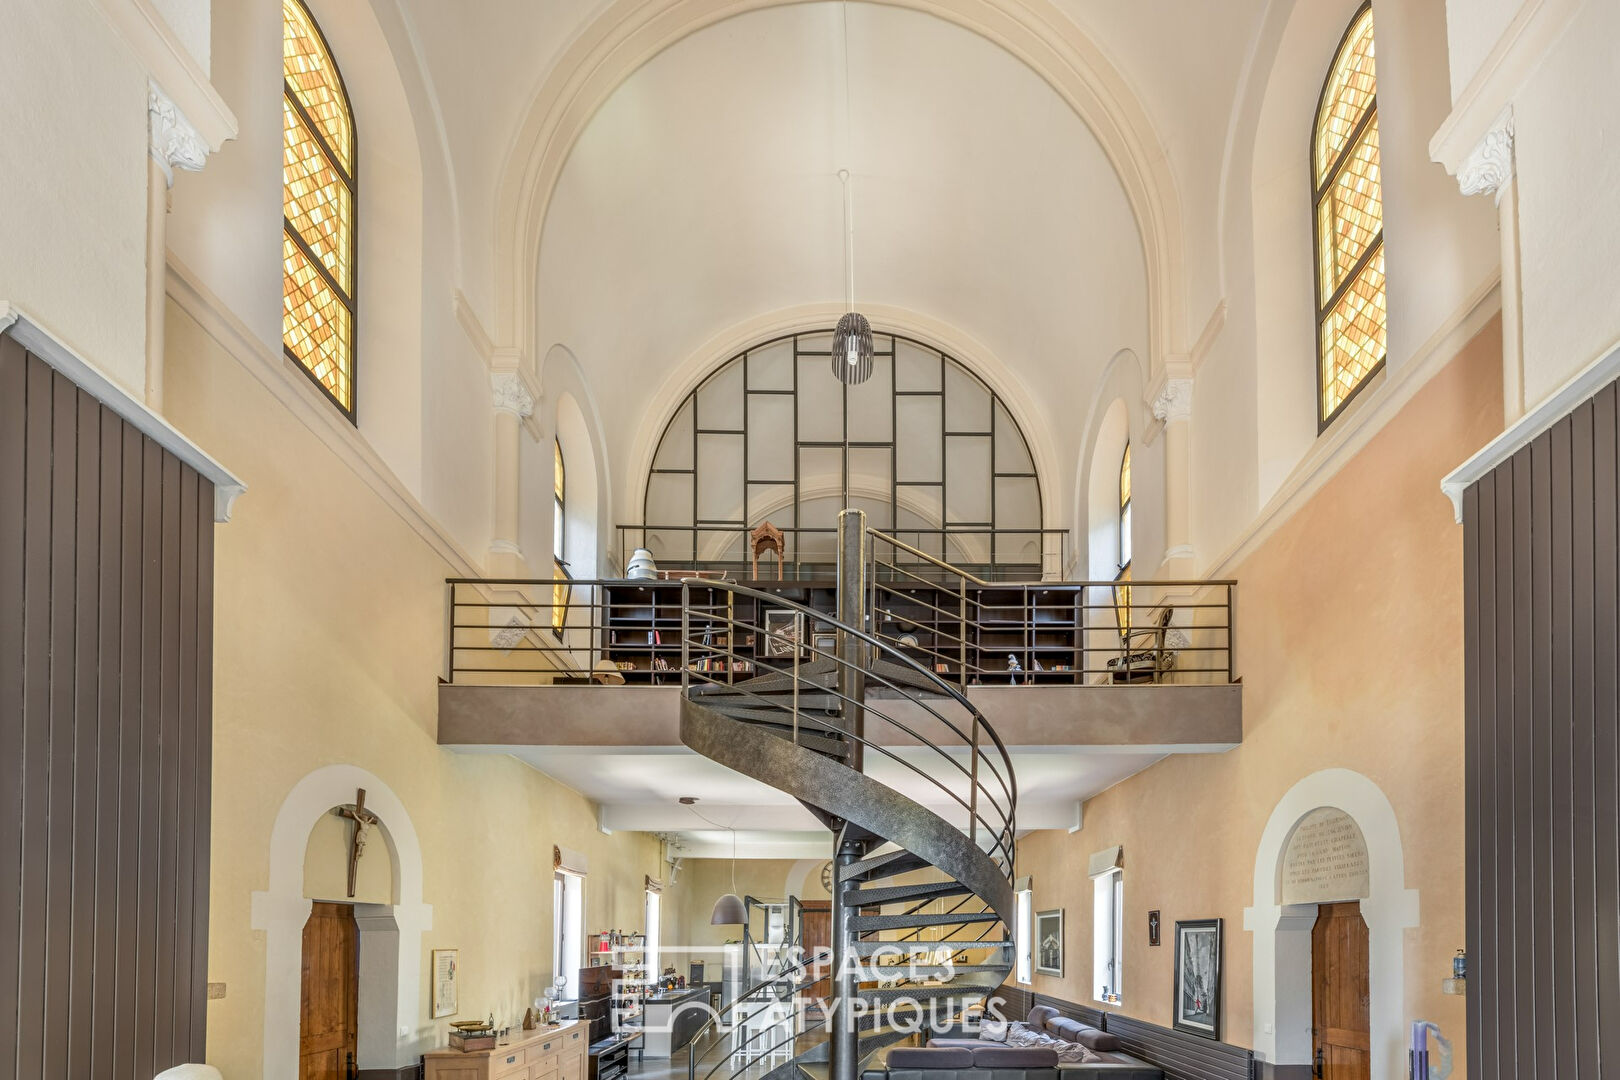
[1035,908,1064,977]
[1173,918,1222,1039]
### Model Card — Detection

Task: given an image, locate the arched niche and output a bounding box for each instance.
[251,765,432,1078]
[1244,769,1418,1080]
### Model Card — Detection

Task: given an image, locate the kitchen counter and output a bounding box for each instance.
[635,986,713,1059]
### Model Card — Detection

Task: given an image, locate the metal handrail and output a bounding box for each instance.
[686,953,822,1080]
[680,580,1018,858]
[867,528,993,587]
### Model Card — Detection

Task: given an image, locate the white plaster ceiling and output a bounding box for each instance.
[476,744,1168,855]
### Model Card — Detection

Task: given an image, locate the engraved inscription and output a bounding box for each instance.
[1280,807,1370,905]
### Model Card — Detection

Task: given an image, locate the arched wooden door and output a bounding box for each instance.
[300,901,358,1080]
[1311,901,1370,1080]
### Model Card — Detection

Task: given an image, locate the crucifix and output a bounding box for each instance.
[334,789,381,899]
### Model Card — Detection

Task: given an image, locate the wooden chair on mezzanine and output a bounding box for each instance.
[1106,604,1177,684]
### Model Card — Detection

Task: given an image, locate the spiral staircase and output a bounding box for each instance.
[680,513,1017,1080]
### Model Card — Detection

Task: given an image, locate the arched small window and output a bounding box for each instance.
[1312,3,1384,430]
[1115,444,1132,632]
[552,439,569,634]
[282,0,357,420]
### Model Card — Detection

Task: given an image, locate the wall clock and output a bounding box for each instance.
[820,860,834,893]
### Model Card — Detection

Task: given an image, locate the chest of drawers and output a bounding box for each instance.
[424,1019,589,1080]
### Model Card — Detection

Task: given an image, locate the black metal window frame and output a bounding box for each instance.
[1311,0,1384,434]
[282,0,359,424]
[637,329,1047,573]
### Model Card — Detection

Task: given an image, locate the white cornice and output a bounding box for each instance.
[1441,334,1620,523]
[163,257,482,573]
[1429,0,1579,182]
[1202,275,1502,578]
[90,0,237,151]
[147,81,209,186]
[1,302,245,521]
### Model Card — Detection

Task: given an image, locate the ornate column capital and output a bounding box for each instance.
[147,81,209,187]
[1151,377,1194,424]
[1457,107,1514,205]
[490,370,537,419]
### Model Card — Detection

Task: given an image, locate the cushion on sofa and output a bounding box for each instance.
[926,1039,987,1051]
[888,1049,978,1070]
[972,1048,1061,1069]
[1045,1019,1085,1043]
[1026,1005,1060,1029]
[980,1018,1010,1042]
[1071,1029,1121,1053]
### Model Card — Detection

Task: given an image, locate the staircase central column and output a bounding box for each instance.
[830,508,868,1080]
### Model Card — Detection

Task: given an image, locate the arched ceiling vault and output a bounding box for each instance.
[486,0,1189,381]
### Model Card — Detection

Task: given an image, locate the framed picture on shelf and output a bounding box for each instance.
[763,609,804,658]
[432,948,458,1018]
[1172,919,1222,1039]
[1035,908,1064,976]
[813,632,838,655]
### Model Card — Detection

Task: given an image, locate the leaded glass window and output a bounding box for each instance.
[1313,3,1384,429]
[283,0,357,419]
[553,439,569,633]
[1115,444,1132,633]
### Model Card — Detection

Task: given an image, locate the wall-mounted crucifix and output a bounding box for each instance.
[333,789,382,899]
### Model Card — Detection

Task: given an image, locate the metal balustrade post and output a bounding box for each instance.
[969,721,980,846]
[681,583,690,693]
[958,580,968,688]
[830,833,864,1080]
[836,509,867,773]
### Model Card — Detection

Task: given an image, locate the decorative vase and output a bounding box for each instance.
[627,548,658,580]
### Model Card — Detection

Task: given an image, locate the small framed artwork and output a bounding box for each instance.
[813,633,838,655]
[1148,910,1161,947]
[763,609,804,658]
[1035,908,1064,977]
[1172,919,1222,1039]
[432,948,459,1018]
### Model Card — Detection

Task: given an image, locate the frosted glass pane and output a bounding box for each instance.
[849,447,893,529]
[945,362,991,432]
[653,399,695,471]
[994,476,1041,531]
[994,402,1034,475]
[896,397,942,482]
[748,483,795,527]
[747,339,794,391]
[798,446,844,503]
[797,357,845,443]
[846,354,893,441]
[645,472,693,526]
[945,436,992,523]
[895,340,941,391]
[697,359,745,430]
[747,395,795,481]
[696,433,744,521]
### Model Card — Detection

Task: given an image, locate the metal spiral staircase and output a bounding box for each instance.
[681,513,1017,1080]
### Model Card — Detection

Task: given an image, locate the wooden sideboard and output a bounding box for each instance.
[424,1018,589,1080]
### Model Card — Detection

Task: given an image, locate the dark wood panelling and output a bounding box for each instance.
[0,336,216,1077]
[1464,380,1620,1078]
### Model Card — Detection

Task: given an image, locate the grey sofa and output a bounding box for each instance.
[923,1006,1162,1080]
[863,1045,1061,1080]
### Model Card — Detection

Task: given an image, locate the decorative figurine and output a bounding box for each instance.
[1006,653,1022,685]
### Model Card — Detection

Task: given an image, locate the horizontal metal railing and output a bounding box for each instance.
[443,573,1235,687]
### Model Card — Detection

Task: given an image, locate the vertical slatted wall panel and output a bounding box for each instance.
[0,337,215,1076]
[1465,382,1620,1078]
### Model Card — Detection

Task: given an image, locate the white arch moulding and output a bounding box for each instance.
[250,764,434,1079]
[489,0,1188,386]
[1243,768,1419,1080]
[618,301,1065,563]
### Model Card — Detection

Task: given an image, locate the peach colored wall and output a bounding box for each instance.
[1017,318,1503,1070]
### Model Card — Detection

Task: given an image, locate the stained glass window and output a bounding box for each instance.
[1313,4,1385,428]
[1116,444,1132,633]
[283,0,357,419]
[553,440,569,633]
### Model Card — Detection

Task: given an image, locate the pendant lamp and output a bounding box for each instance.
[831,8,874,386]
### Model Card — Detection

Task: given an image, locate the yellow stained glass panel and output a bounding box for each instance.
[1119,444,1131,508]
[1316,115,1381,299]
[284,98,352,295]
[555,440,566,503]
[1314,7,1376,182]
[283,0,353,174]
[552,562,569,633]
[1319,245,1387,420]
[1115,570,1133,635]
[283,234,353,409]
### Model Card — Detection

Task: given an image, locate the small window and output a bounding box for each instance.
[552,439,569,634]
[1115,444,1132,634]
[1014,888,1034,985]
[645,888,662,986]
[554,870,584,1000]
[282,0,357,419]
[1092,869,1123,1004]
[1313,3,1385,429]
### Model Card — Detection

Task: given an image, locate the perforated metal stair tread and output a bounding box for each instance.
[851,939,1013,956]
[840,849,931,882]
[850,910,1002,931]
[849,880,973,905]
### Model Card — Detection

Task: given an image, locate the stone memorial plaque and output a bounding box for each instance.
[1280,807,1369,905]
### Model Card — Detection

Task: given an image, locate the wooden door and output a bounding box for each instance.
[1311,902,1370,1080]
[800,901,833,1009]
[300,901,358,1080]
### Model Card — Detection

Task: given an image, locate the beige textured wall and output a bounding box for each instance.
[303,811,396,906]
[1016,318,1503,1069]
[163,300,673,1076]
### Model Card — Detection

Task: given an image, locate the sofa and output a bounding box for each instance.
[923,1005,1162,1079]
[863,1045,1062,1080]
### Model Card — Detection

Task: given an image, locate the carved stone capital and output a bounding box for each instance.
[1151,378,1194,424]
[490,371,536,419]
[1457,107,1514,205]
[148,82,209,187]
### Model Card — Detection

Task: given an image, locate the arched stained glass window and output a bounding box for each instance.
[1312,3,1384,430]
[283,0,357,419]
[553,440,569,633]
[1115,443,1132,633]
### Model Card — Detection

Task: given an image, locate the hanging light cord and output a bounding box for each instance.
[840,0,856,315]
[687,805,741,894]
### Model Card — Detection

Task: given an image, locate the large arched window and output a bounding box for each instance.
[552,439,568,633]
[282,0,358,420]
[634,330,1045,575]
[1312,3,1384,430]
[1115,443,1132,632]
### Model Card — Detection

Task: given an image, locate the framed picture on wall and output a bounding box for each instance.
[763,609,804,658]
[432,948,459,1018]
[1148,910,1161,947]
[1035,908,1064,977]
[1172,919,1222,1039]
